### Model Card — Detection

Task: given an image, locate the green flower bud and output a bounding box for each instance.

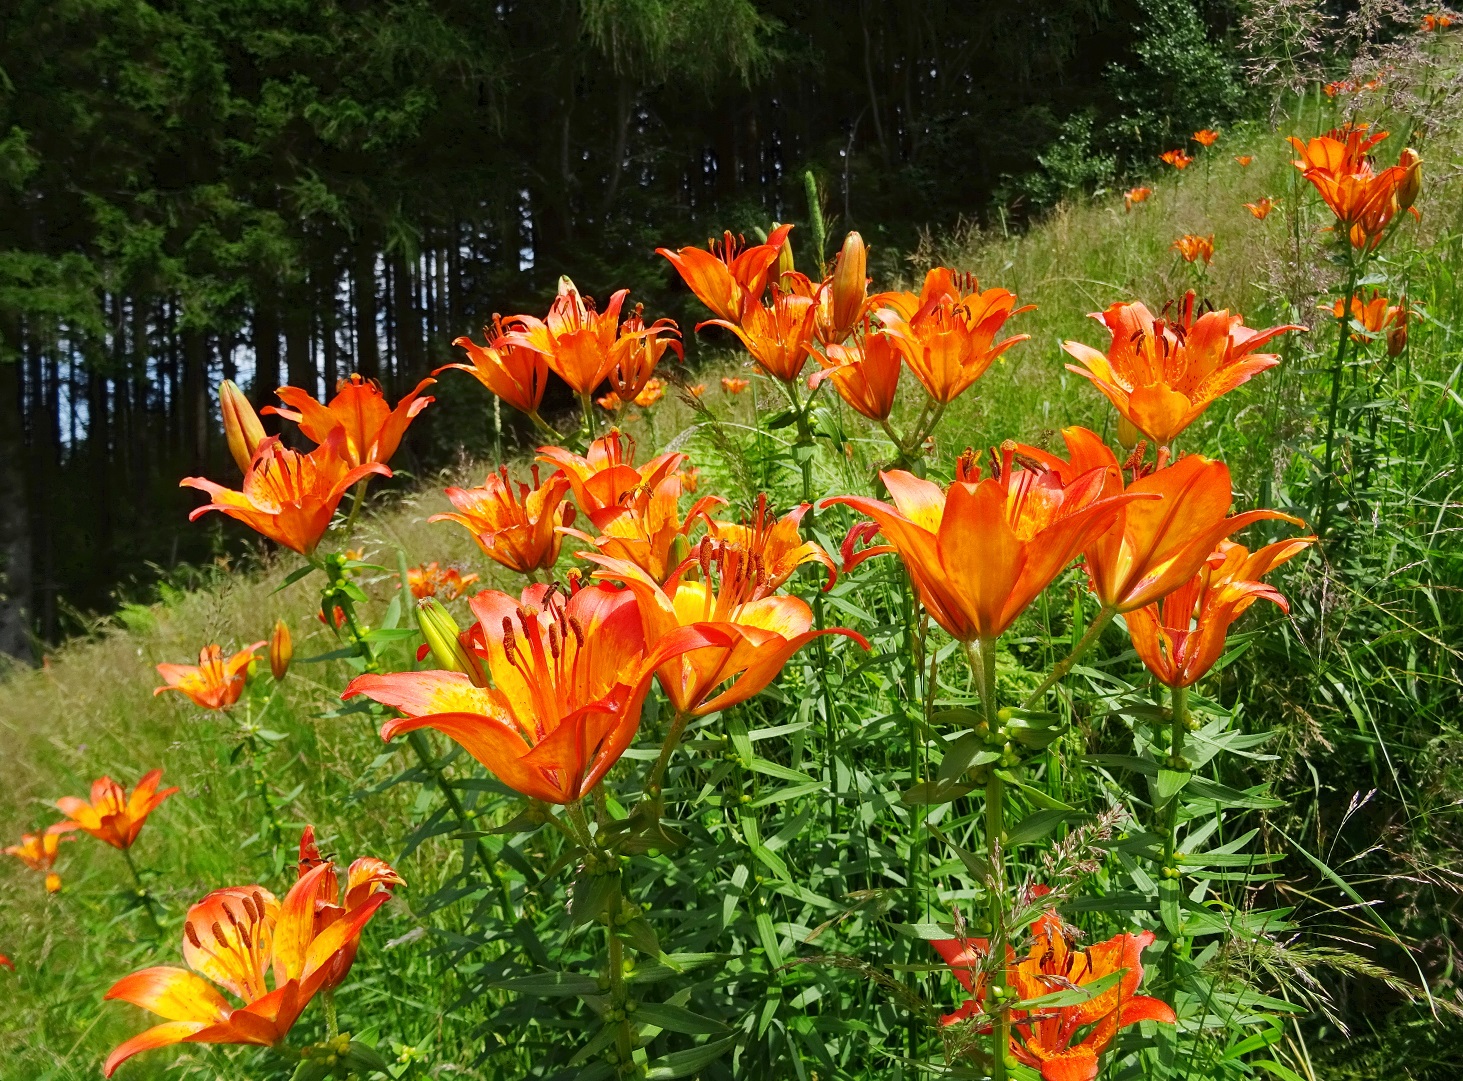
[416,599,486,685]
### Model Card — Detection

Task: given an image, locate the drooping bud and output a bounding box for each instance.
[269,619,293,681]
[828,231,868,342]
[220,380,266,473]
[45,873,60,894]
[1115,414,1140,450]
[1396,148,1421,211]
[416,599,485,686]
[774,222,796,282]
[1387,305,1408,357]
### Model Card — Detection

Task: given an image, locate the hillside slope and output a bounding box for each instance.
[4,49,1463,1080]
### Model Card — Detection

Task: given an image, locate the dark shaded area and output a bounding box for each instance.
[0,0,1245,648]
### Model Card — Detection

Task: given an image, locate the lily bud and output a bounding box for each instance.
[269,619,293,681]
[220,380,266,473]
[1387,307,1408,357]
[665,533,692,580]
[45,873,61,894]
[417,599,485,686]
[1396,148,1421,211]
[774,222,796,282]
[1115,413,1140,451]
[828,231,867,341]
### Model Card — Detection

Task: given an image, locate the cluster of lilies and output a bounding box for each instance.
[3,115,1428,1081]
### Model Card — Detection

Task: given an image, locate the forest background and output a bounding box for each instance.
[0,0,1260,651]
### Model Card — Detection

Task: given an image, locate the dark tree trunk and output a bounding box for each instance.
[181,324,209,471]
[253,292,281,411]
[0,310,34,662]
[354,247,379,381]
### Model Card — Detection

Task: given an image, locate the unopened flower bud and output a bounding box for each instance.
[828,231,868,341]
[416,599,486,685]
[269,619,292,681]
[1396,148,1421,211]
[1115,413,1140,451]
[774,222,796,282]
[665,533,692,578]
[45,873,61,894]
[1387,307,1408,357]
[220,380,266,474]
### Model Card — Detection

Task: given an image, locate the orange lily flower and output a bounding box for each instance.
[0,954,11,971]
[1159,149,1193,169]
[566,474,724,584]
[1288,126,1415,250]
[269,621,292,681]
[264,374,433,469]
[155,641,267,710]
[1061,291,1304,446]
[825,441,1140,643]
[722,377,749,394]
[706,495,838,592]
[1322,291,1404,342]
[701,285,819,383]
[343,583,726,803]
[1128,536,1314,688]
[292,827,403,992]
[1245,197,1280,219]
[102,840,398,1077]
[935,900,1175,1081]
[587,537,865,718]
[608,304,682,402]
[318,605,347,629]
[1018,427,1300,612]
[1123,186,1152,212]
[431,466,574,577]
[657,223,795,324]
[407,562,481,601]
[182,431,390,554]
[4,823,77,893]
[537,429,685,519]
[57,769,178,851]
[810,329,904,422]
[1192,128,1219,147]
[875,280,1031,404]
[688,383,706,398]
[509,277,633,398]
[1171,234,1214,265]
[220,380,266,473]
[1423,13,1454,30]
[1234,155,1254,167]
[444,315,552,418]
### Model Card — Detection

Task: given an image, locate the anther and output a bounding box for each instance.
[185,921,202,948]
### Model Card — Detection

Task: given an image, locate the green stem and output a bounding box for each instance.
[323,989,338,1040]
[1020,607,1115,710]
[1317,257,1359,539]
[646,710,692,796]
[340,479,370,539]
[1160,684,1190,1000]
[968,639,1010,1081]
[407,730,515,921]
[120,847,164,931]
[579,392,597,440]
[604,875,636,1064]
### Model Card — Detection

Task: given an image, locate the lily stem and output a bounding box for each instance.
[406,730,515,921]
[969,640,1011,1081]
[323,989,338,1040]
[1020,606,1115,711]
[340,479,370,539]
[1317,256,1359,539]
[1160,684,1190,1001]
[646,709,692,797]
